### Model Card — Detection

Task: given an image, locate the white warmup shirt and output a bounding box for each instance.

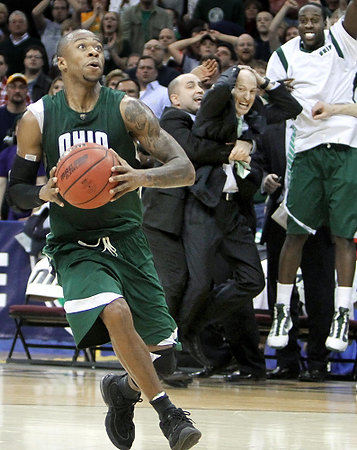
[266,18,357,154]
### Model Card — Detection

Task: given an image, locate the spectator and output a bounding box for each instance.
[193,0,245,28]
[136,56,170,118]
[117,77,140,97]
[268,0,299,52]
[0,3,8,42]
[100,10,131,73]
[0,74,29,153]
[215,42,237,71]
[0,52,8,106]
[109,0,140,13]
[81,0,109,33]
[48,75,64,95]
[255,11,273,61]
[61,17,80,35]
[168,32,220,73]
[266,2,357,354]
[121,0,172,55]
[104,68,127,88]
[23,45,52,102]
[235,33,257,66]
[244,0,262,38]
[32,0,81,66]
[126,52,140,70]
[0,11,47,75]
[158,28,178,66]
[141,39,181,86]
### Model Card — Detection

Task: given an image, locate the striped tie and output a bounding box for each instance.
[237,116,243,138]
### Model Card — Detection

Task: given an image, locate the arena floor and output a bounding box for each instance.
[1,362,357,450]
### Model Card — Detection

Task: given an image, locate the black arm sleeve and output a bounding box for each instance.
[6,154,45,212]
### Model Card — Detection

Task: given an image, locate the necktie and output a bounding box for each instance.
[286,124,296,186]
[236,116,243,138]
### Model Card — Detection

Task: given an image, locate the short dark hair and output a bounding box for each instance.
[216,41,237,61]
[299,2,327,21]
[118,77,140,92]
[137,55,158,70]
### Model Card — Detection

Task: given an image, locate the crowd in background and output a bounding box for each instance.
[0,0,356,385]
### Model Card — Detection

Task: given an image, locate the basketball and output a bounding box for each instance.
[55,142,120,209]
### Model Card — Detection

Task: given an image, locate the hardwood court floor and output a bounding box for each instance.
[1,363,357,450]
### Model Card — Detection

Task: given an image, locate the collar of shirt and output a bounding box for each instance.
[10,33,29,45]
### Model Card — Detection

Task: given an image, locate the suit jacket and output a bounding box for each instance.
[31,71,52,103]
[142,107,233,235]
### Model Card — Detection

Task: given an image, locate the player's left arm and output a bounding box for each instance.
[109,97,195,200]
[343,0,357,39]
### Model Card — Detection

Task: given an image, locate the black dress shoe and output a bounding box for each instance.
[266,366,300,380]
[225,371,266,382]
[161,370,193,388]
[182,335,213,369]
[298,369,327,382]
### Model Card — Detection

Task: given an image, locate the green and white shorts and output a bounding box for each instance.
[286,144,357,238]
[44,228,177,349]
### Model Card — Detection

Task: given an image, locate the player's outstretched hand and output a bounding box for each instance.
[109,154,145,201]
[39,166,64,207]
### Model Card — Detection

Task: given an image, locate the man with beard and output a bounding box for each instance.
[266,1,357,354]
[0,73,28,152]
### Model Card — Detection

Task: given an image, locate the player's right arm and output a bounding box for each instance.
[7,111,64,210]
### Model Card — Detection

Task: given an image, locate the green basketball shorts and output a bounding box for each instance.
[286,144,357,238]
[43,228,177,349]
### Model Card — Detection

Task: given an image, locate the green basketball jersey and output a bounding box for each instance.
[32,87,143,242]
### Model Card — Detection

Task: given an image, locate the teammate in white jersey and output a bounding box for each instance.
[265,1,357,353]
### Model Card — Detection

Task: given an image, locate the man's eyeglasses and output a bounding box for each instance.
[144,45,163,50]
[26,55,43,59]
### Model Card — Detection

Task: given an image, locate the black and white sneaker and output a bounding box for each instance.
[325,307,350,352]
[267,303,292,349]
[160,407,202,450]
[100,373,141,450]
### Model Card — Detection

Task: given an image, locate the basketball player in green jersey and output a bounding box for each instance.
[7,29,201,450]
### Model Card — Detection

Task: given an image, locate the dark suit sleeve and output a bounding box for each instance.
[160,109,232,166]
[264,83,303,124]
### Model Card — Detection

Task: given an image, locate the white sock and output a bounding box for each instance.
[276,283,294,307]
[335,286,353,310]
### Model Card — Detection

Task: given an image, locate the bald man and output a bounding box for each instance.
[235,33,257,66]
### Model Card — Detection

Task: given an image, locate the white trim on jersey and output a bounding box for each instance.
[266,18,357,154]
[27,99,44,134]
[64,292,122,314]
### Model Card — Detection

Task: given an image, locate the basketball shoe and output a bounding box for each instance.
[325,307,350,352]
[267,303,292,349]
[159,407,202,450]
[100,373,141,450]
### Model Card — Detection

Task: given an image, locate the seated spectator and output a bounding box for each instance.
[100,10,130,73]
[0,52,8,106]
[0,3,8,42]
[235,33,257,66]
[135,55,170,118]
[121,0,172,55]
[0,11,48,75]
[104,68,127,88]
[0,114,46,220]
[116,77,140,98]
[81,0,109,34]
[0,74,29,153]
[23,46,52,102]
[61,17,79,36]
[32,0,81,66]
[48,75,64,96]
